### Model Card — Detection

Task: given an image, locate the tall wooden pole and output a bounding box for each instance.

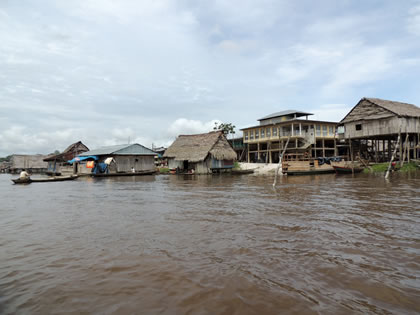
[385,134,401,179]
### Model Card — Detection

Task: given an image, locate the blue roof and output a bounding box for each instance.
[79,143,156,156]
[67,155,98,164]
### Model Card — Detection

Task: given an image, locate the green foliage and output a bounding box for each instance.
[213,122,236,137]
[233,161,240,169]
[367,162,419,173]
[370,163,389,172]
[0,155,12,163]
[400,162,419,172]
[158,168,170,174]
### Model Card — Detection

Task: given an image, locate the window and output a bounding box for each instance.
[322,125,327,137]
[329,126,334,136]
[272,127,277,137]
[266,128,271,137]
[316,125,321,136]
[250,130,254,140]
[255,129,259,139]
[244,131,248,141]
[356,124,362,131]
[261,128,265,138]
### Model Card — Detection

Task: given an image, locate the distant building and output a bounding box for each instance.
[73,143,157,175]
[163,131,237,174]
[0,161,11,173]
[9,154,48,174]
[228,137,246,161]
[43,141,89,175]
[338,97,420,162]
[241,110,338,163]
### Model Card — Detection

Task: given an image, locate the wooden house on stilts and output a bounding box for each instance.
[43,141,89,175]
[163,131,237,174]
[338,98,420,164]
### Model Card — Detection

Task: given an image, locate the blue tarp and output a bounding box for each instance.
[67,155,98,164]
[92,163,109,174]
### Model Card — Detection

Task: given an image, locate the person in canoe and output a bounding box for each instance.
[20,169,31,180]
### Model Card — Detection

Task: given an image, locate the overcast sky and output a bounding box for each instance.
[1,0,420,156]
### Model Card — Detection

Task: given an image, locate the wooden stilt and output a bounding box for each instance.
[273,136,291,187]
[399,130,403,166]
[401,133,409,167]
[385,134,401,179]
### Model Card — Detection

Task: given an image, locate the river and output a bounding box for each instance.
[0,172,419,314]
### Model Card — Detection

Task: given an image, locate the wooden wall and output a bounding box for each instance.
[343,117,420,139]
[113,155,155,173]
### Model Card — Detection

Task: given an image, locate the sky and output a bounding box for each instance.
[1,0,420,156]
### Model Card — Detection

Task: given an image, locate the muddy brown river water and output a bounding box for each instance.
[0,172,419,314]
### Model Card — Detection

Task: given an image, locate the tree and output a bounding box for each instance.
[213,122,236,139]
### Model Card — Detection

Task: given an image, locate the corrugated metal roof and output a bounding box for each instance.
[258,110,313,121]
[80,144,156,156]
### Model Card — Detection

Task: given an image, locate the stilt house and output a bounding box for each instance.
[163,131,237,174]
[43,141,89,175]
[338,97,420,162]
[241,110,338,163]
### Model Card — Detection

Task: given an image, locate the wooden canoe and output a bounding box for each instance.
[333,166,364,174]
[283,168,336,176]
[12,175,78,184]
[92,170,156,177]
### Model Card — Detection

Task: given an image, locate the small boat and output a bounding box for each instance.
[231,169,254,175]
[92,170,156,177]
[284,168,336,176]
[333,165,364,174]
[12,175,78,184]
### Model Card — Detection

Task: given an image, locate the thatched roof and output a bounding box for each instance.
[163,131,237,162]
[44,141,89,162]
[341,97,420,123]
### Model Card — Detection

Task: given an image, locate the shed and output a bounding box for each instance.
[163,131,237,174]
[9,155,48,174]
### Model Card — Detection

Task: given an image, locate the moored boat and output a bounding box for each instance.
[91,170,156,177]
[12,175,78,184]
[333,165,364,174]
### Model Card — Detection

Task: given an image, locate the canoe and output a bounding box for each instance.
[284,168,336,176]
[231,169,254,175]
[92,170,156,177]
[12,175,78,184]
[333,166,364,174]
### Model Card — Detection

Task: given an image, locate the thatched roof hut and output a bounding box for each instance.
[164,131,237,162]
[341,97,420,123]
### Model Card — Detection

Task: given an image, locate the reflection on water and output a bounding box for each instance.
[0,172,419,314]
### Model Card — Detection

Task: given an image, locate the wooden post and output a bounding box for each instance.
[399,130,403,166]
[273,136,291,187]
[401,133,409,167]
[334,138,337,156]
[385,134,401,179]
[349,140,354,174]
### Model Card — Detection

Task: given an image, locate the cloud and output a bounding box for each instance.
[0,1,419,156]
[166,118,221,139]
[407,2,420,35]
[311,104,353,122]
